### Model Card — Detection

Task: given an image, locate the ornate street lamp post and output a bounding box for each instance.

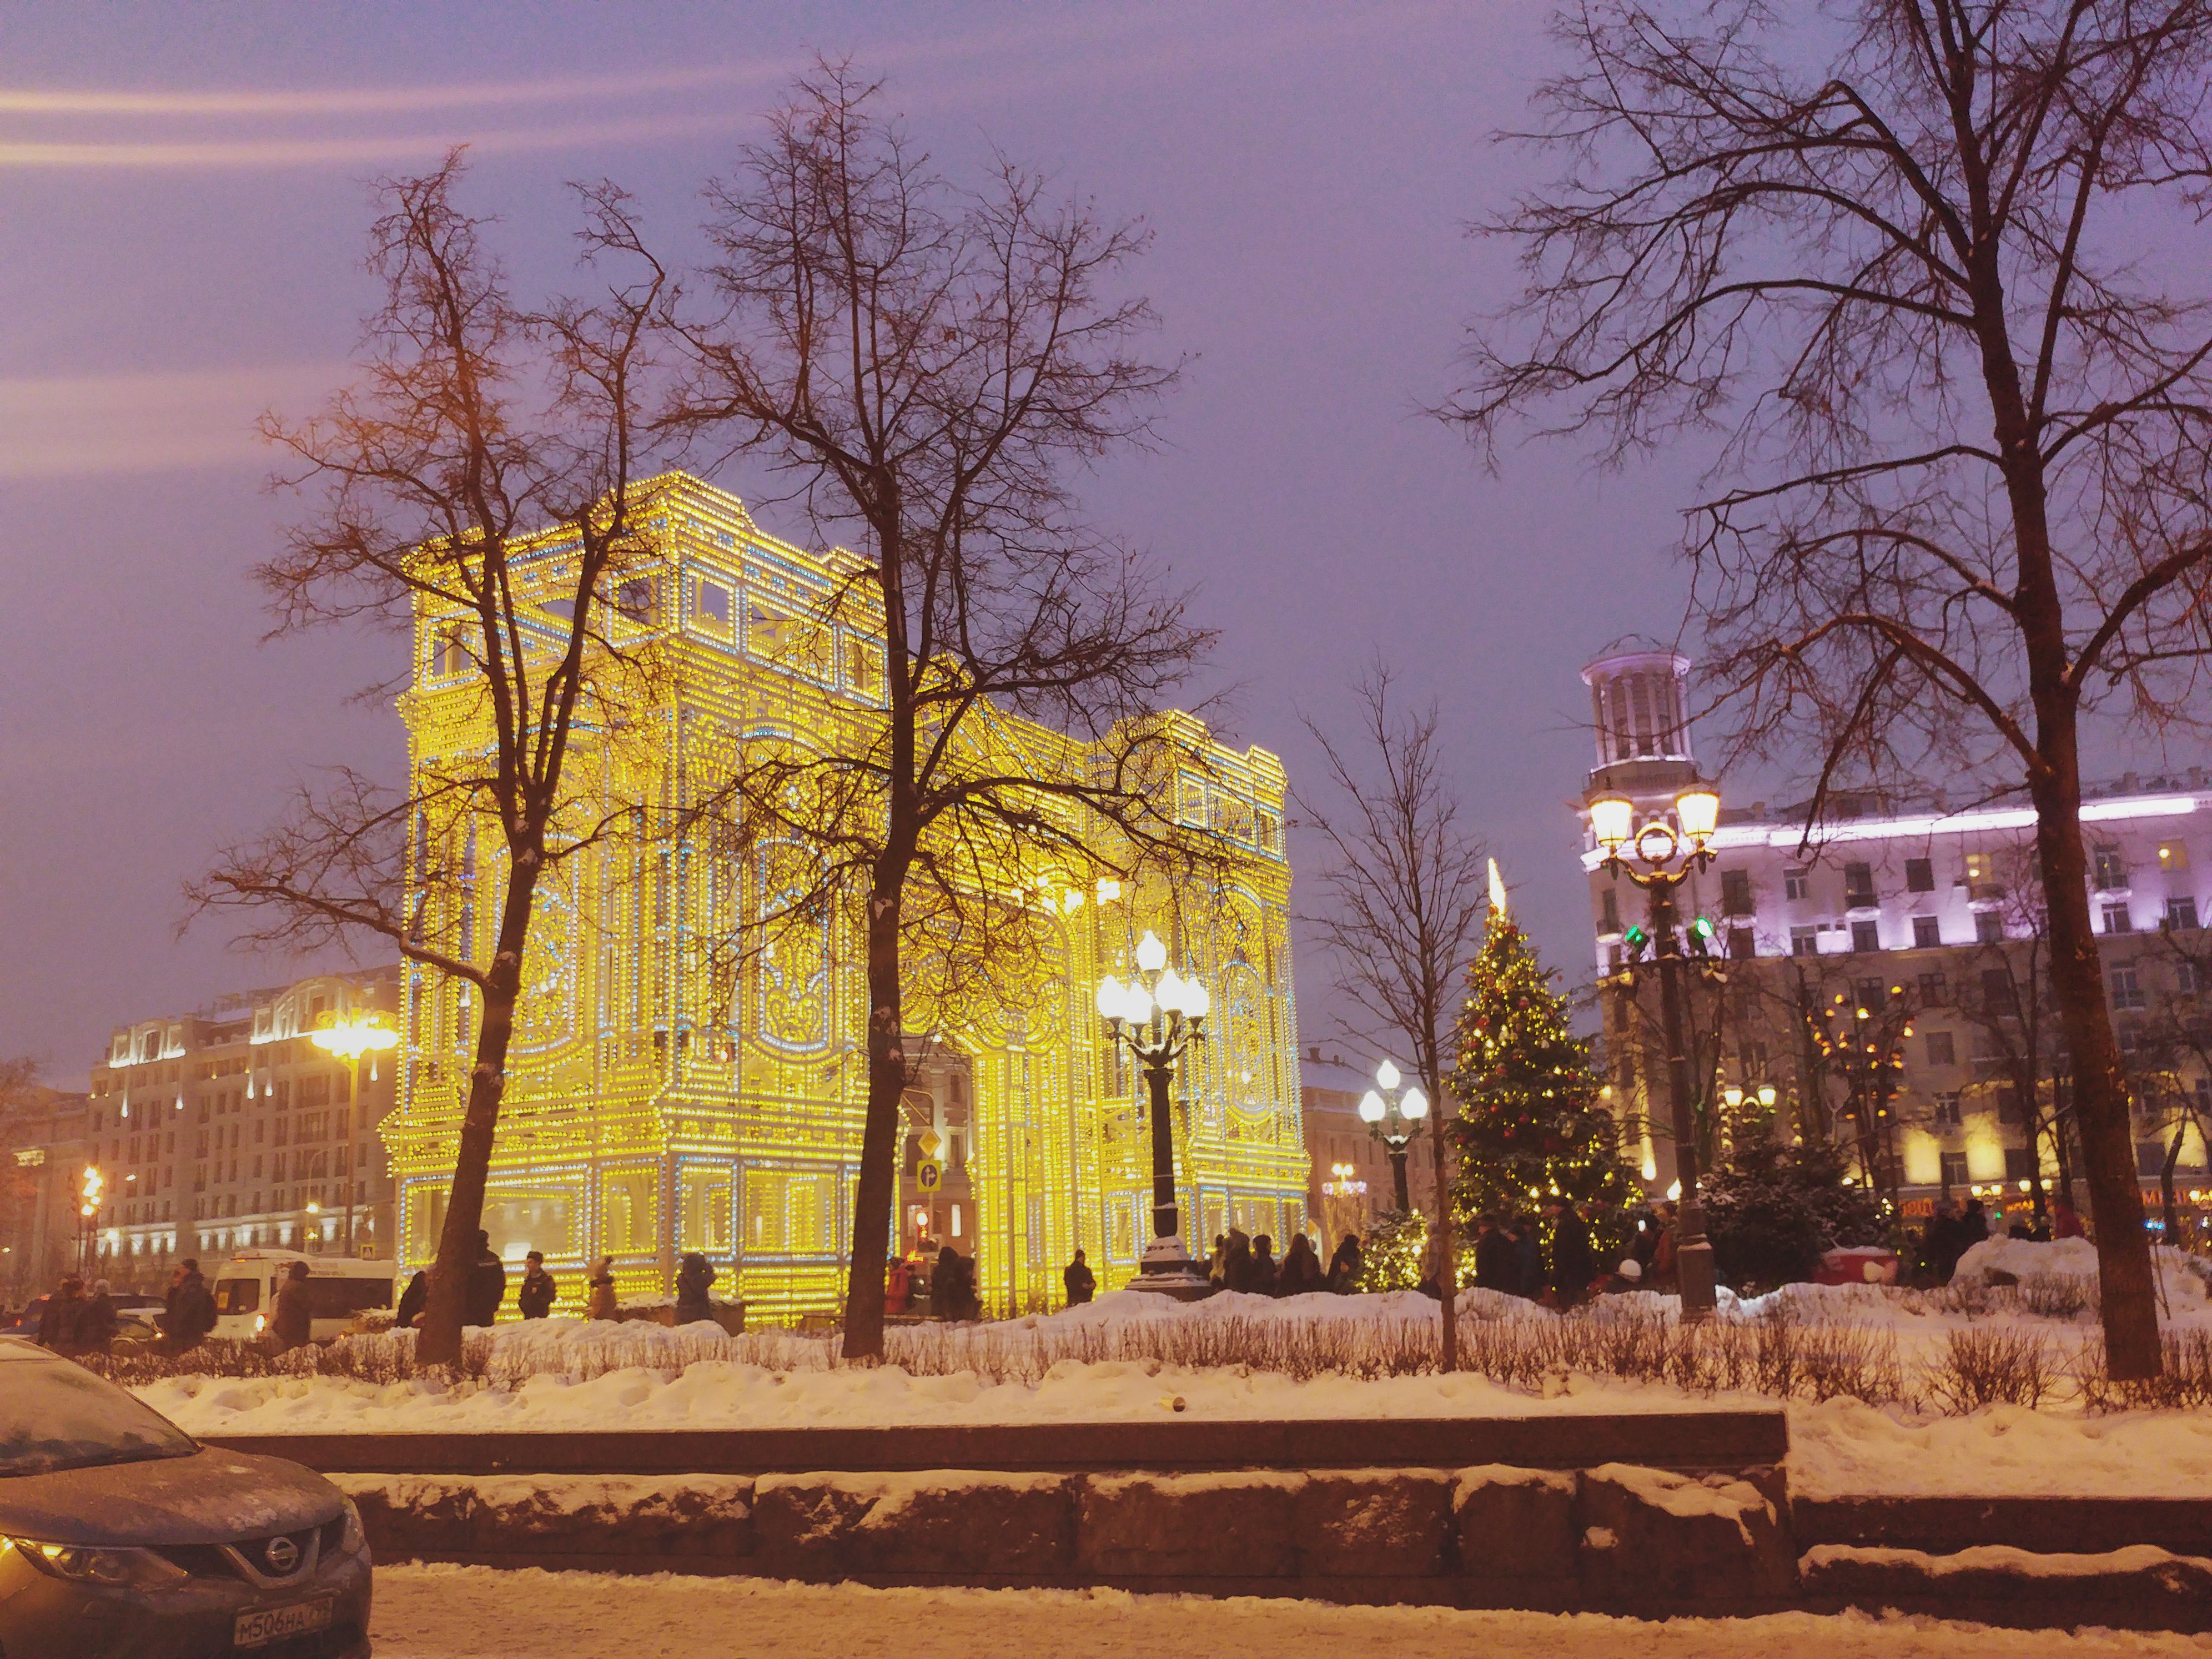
[1589,782,1723,1321]
[78,1165,103,1278]
[1358,1059,1430,1215]
[309,1009,399,1257]
[1097,929,1213,1299]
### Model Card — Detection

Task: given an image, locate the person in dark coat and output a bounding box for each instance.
[1326,1233,1364,1294]
[1220,1229,1254,1293]
[1276,1234,1325,1296]
[1510,1216,1544,1300]
[270,1261,314,1353]
[38,1276,88,1355]
[516,1252,558,1319]
[932,1246,963,1320]
[1248,1235,1280,1296]
[1472,1214,1516,1294]
[674,1253,717,1325]
[159,1259,217,1353]
[1063,1248,1095,1307]
[79,1279,119,1355]
[465,1231,507,1326]
[1545,1199,1596,1309]
[395,1269,429,1330]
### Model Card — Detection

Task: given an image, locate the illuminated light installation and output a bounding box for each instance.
[384,474,1304,1319]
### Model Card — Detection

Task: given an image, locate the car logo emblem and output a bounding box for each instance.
[263,1536,300,1574]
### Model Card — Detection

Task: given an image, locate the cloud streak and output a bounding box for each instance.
[0,363,344,478]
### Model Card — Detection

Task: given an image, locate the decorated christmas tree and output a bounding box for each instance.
[1447,888,1637,1248]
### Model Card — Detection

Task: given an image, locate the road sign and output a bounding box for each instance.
[917,1162,943,1192]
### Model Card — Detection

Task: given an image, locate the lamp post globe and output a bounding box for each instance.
[1364,1062,1425,1215]
[1098,934,1213,1299]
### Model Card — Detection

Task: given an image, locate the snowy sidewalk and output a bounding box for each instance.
[365,1565,2211,1657]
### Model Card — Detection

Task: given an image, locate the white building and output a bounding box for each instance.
[1575,644,2210,1228]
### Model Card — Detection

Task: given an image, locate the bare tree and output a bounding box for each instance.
[1449,1,2212,1376]
[661,64,1220,1360]
[1296,668,1489,1367]
[189,155,670,1367]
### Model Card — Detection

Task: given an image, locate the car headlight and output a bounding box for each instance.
[338,1496,366,1556]
[4,1536,188,1588]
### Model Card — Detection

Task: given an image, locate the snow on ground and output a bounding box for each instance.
[365,1565,2212,1658]
[132,1246,2212,1500]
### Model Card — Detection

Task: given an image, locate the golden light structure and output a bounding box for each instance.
[383,474,1306,1319]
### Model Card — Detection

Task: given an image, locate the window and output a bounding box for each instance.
[1933,1093,1963,1127]
[847,639,879,695]
[2093,846,2129,891]
[695,579,732,631]
[1784,867,1812,902]
[2103,901,2134,935]
[1980,968,2019,1014]
[1851,919,1882,953]
[438,627,471,678]
[2004,1148,2040,1182]
[1918,971,1949,1006]
[616,577,657,622]
[1790,924,1818,957]
[1912,916,1943,949]
[1964,849,1999,892]
[2179,958,2205,997]
[1906,857,1936,893]
[1727,926,1755,961]
[2138,1142,2170,1178]
[1977,911,2005,944]
[2167,897,2199,932]
[1939,1150,1969,1187]
[1924,1030,1956,1067]
[2110,965,2146,1011]
[1599,888,1621,933]
[1855,976,1886,1009]
[2158,841,2190,873]
[1721,869,1753,917]
[1844,862,1877,907]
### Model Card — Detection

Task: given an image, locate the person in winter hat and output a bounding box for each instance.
[270,1261,314,1353]
[1543,1197,1596,1309]
[38,1276,88,1356]
[1326,1233,1364,1294]
[465,1230,507,1326]
[1062,1248,1095,1307]
[395,1269,429,1329]
[159,1259,217,1353]
[585,1256,620,1321]
[674,1253,717,1325]
[516,1251,558,1319]
[78,1279,119,1355]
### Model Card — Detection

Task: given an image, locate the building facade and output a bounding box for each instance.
[64,967,404,1291]
[2,1085,91,1304]
[1577,645,2211,1227]
[385,474,1308,1319]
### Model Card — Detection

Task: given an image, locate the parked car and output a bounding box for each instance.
[0,1335,371,1657]
[209,1250,396,1345]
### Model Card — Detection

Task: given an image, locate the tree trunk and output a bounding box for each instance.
[842,869,906,1361]
[416,862,537,1368]
[1425,1065,1456,1371]
[2030,742,2161,1377]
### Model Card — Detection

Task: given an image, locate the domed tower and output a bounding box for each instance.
[1580,642,1704,805]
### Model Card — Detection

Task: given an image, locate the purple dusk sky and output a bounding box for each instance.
[0,3,1710,1084]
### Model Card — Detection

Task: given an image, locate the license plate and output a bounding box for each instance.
[234,1596,333,1648]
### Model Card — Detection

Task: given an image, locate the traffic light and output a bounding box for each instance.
[1688,916,1717,957]
[1622,923,1649,961]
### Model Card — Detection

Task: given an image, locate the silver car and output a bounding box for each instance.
[0,1335,371,1657]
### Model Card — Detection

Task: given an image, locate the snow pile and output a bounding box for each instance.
[1950,1238,2212,1309]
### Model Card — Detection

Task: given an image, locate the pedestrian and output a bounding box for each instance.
[1545,1198,1596,1309]
[2007,1209,2034,1241]
[585,1255,620,1321]
[465,1230,507,1326]
[395,1269,429,1329]
[158,1258,215,1354]
[517,1251,558,1319]
[1206,1233,1229,1288]
[886,1254,913,1316]
[1249,1235,1280,1296]
[1472,1214,1516,1293]
[1650,1201,1680,1294]
[1276,1233,1325,1296]
[1597,1258,1645,1296]
[1510,1215,1544,1300]
[674,1252,717,1325]
[1960,1198,1990,1249]
[270,1261,314,1353]
[1326,1233,1364,1294]
[79,1279,118,1356]
[1220,1228,1254,1293]
[2052,1198,2085,1240]
[38,1276,88,1356]
[1063,1247,1096,1307]
[932,1244,964,1321]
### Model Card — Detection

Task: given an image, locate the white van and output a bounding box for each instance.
[209,1249,397,1344]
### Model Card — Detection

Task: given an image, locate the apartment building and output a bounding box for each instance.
[78,966,401,1290]
[1575,644,2211,1227]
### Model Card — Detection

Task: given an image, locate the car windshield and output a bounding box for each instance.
[0,1342,198,1477]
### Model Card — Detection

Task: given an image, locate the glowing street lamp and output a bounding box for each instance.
[1098,929,1211,1297]
[310,1008,398,1256]
[1360,1059,1429,1214]
[1590,780,1725,1321]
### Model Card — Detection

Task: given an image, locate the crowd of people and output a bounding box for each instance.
[1906,1193,2080,1284]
